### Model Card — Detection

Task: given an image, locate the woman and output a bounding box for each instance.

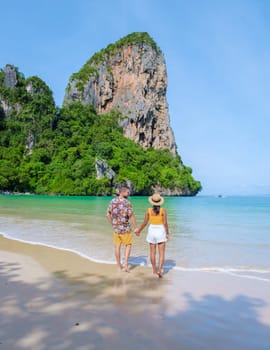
[137,193,169,278]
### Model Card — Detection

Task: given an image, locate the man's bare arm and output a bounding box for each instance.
[130,213,138,231]
[106,211,112,225]
[137,211,149,234]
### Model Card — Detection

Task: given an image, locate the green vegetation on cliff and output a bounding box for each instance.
[0,66,201,196]
[89,32,160,65]
[69,32,160,91]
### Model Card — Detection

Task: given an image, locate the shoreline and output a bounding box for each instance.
[1,234,270,349]
[1,194,270,277]
[1,231,270,282]
[0,231,117,267]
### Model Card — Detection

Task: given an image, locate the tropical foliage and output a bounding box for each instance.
[0,66,202,196]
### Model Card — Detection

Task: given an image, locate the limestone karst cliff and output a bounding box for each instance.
[0,64,20,116]
[0,65,55,153]
[64,32,176,154]
[0,34,202,196]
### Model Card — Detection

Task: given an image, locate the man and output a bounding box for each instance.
[106,186,138,272]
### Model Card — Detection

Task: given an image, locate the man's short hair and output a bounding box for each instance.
[119,185,130,193]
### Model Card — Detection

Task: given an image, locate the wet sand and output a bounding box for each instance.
[1,234,270,350]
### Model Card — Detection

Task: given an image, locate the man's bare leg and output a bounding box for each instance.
[123,244,131,272]
[149,244,157,275]
[115,244,122,270]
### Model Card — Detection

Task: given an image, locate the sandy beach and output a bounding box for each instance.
[1,234,270,350]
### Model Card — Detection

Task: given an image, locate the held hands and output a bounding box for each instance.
[134,228,140,236]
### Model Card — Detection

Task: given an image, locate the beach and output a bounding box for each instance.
[1,234,270,350]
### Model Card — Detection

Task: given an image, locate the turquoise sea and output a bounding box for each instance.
[0,194,270,281]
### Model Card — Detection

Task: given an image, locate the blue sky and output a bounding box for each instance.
[1,0,270,195]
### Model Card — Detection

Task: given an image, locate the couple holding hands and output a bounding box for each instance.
[106,185,170,278]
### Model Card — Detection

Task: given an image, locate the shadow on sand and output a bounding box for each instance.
[163,259,176,275]
[0,260,270,350]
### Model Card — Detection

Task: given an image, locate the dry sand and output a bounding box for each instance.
[1,234,270,350]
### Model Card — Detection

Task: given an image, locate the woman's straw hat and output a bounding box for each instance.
[148,193,164,206]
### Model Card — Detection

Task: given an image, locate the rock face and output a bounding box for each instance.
[0,65,19,116]
[95,159,115,180]
[152,184,196,196]
[0,66,56,154]
[3,64,17,89]
[64,33,176,154]
[0,99,12,117]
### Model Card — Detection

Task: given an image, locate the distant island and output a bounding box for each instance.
[0,32,201,196]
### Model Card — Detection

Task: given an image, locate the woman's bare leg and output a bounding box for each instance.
[157,242,166,278]
[149,244,157,274]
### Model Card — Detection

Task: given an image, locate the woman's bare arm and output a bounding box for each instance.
[137,210,150,235]
[162,209,170,240]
